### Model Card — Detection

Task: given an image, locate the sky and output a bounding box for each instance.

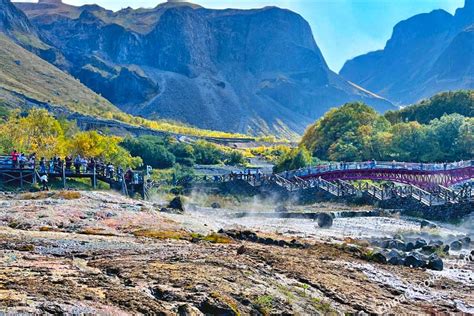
[16,0,465,72]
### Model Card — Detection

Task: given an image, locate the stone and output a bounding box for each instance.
[429,240,443,247]
[427,256,443,271]
[160,207,184,215]
[178,304,204,316]
[404,254,426,268]
[414,238,427,249]
[450,240,462,251]
[386,250,403,265]
[168,196,185,212]
[275,205,289,213]
[460,236,471,248]
[405,242,415,252]
[236,245,246,255]
[210,202,221,209]
[420,220,438,230]
[371,251,387,264]
[317,213,333,228]
[388,239,406,251]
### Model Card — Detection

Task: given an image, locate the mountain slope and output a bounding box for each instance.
[0,33,120,116]
[16,0,394,137]
[340,0,474,105]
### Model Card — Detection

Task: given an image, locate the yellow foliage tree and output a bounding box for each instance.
[68,131,142,168]
[0,109,66,158]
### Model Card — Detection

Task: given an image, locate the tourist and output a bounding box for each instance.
[49,158,55,173]
[74,155,82,174]
[65,156,72,172]
[39,157,46,174]
[40,173,48,191]
[107,163,115,179]
[124,168,133,183]
[10,150,19,168]
[19,153,27,169]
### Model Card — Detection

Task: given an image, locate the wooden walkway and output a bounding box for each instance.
[0,157,153,199]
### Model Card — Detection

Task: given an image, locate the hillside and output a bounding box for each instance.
[0,33,120,116]
[15,0,394,137]
[340,0,474,105]
[384,90,474,124]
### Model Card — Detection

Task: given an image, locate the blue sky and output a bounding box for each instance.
[17,0,465,71]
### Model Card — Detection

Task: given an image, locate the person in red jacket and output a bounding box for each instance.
[10,150,19,168]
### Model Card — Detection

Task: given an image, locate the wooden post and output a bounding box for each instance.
[62,164,66,189]
[93,165,97,189]
[20,170,23,189]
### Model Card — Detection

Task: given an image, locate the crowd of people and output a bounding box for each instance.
[7,150,144,191]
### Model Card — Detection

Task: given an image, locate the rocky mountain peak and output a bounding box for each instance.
[38,0,63,4]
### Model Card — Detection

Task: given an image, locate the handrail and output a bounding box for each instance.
[278,160,473,180]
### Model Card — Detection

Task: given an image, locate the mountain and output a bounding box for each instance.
[15,0,394,138]
[0,0,122,117]
[340,0,474,105]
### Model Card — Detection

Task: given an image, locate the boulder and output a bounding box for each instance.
[429,240,443,247]
[386,250,403,265]
[168,196,185,212]
[427,255,443,271]
[275,205,289,213]
[404,254,426,268]
[414,238,427,249]
[317,213,333,228]
[450,240,462,251]
[388,239,406,251]
[160,207,184,215]
[210,202,221,209]
[371,251,387,264]
[405,242,415,252]
[420,220,438,230]
[460,236,471,248]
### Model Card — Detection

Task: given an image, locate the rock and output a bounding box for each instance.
[178,304,204,316]
[405,242,415,252]
[236,245,246,255]
[210,202,221,209]
[386,250,403,265]
[450,240,462,251]
[414,238,427,249]
[429,240,443,247]
[421,220,438,230]
[275,205,289,213]
[317,213,333,228]
[404,254,426,268]
[460,236,471,248]
[168,196,185,212]
[371,251,387,264]
[160,207,184,215]
[388,239,406,251]
[427,256,443,271]
[420,245,437,255]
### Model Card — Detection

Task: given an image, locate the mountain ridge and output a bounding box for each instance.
[14,0,394,137]
[340,0,474,105]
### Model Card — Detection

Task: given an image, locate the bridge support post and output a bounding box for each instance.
[20,170,23,190]
[62,165,66,189]
[93,166,97,190]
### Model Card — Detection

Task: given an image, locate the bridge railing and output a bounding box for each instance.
[278,160,473,180]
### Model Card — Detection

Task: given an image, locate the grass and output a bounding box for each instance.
[255,295,274,315]
[79,227,116,236]
[18,191,81,200]
[311,297,334,313]
[133,230,234,244]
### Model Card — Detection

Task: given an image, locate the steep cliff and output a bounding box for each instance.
[16,1,394,137]
[340,0,474,105]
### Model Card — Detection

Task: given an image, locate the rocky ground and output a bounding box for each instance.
[0,190,473,315]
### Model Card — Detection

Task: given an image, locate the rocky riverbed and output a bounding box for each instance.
[0,191,473,314]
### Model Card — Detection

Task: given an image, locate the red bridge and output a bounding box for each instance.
[281,161,473,189]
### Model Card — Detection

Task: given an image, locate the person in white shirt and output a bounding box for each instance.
[40,174,49,191]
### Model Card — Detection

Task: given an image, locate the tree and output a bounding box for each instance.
[274,147,312,173]
[301,102,388,161]
[0,109,66,158]
[69,131,142,168]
